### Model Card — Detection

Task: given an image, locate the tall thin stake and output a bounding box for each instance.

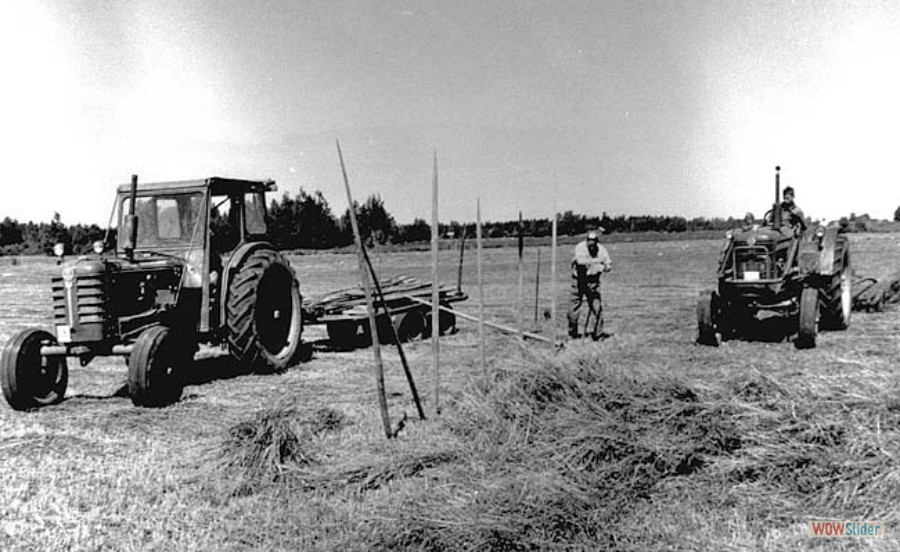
[534,248,541,323]
[476,198,486,384]
[336,140,391,439]
[456,225,466,294]
[431,151,440,416]
[517,211,524,339]
[551,201,558,345]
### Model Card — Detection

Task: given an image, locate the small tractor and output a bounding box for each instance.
[1,176,304,410]
[697,167,851,349]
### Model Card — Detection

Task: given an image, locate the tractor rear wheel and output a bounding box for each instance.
[128,326,190,407]
[795,287,819,349]
[226,250,303,372]
[820,253,852,331]
[1,329,67,410]
[697,290,720,346]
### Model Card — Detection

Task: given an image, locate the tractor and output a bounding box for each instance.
[1,176,304,410]
[697,167,851,349]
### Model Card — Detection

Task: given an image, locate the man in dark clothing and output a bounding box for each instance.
[781,186,807,233]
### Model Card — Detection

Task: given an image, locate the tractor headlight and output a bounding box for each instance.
[53,243,65,257]
[814,226,826,239]
[92,240,105,254]
[725,230,734,241]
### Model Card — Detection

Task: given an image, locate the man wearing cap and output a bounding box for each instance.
[567,229,612,339]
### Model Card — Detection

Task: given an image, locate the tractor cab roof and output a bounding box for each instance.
[116,177,276,196]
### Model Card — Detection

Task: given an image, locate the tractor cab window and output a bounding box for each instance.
[129,193,204,249]
[245,193,267,235]
[210,196,240,252]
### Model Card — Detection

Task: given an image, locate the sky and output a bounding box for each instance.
[1,0,898,226]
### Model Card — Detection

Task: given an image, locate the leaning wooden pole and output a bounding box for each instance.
[403,295,553,344]
[336,139,391,439]
[517,211,524,339]
[431,150,440,416]
[551,201,558,345]
[360,246,426,421]
[476,198,487,383]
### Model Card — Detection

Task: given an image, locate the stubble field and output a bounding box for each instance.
[1,233,899,550]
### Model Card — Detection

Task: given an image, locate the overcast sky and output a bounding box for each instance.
[2,0,898,226]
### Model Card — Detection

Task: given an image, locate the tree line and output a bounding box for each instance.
[2,191,898,256]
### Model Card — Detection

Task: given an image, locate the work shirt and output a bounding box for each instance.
[781,201,807,231]
[571,240,612,281]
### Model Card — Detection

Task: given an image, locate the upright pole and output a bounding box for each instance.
[477,198,487,384]
[336,140,391,439]
[431,151,440,416]
[551,201,558,345]
[534,248,541,323]
[456,225,466,294]
[517,211,524,339]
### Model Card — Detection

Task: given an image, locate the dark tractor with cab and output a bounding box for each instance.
[1,176,304,410]
[697,167,851,349]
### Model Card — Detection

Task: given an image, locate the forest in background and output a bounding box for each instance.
[2,189,898,256]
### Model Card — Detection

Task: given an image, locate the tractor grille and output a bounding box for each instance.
[51,273,110,341]
[733,246,775,280]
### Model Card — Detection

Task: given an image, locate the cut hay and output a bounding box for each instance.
[216,404,346,486]
[364,350,744,550]
[358,349,900,550]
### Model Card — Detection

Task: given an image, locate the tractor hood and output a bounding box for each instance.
[732,225,793,245]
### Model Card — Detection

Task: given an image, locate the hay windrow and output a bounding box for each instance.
[359,346,900,550]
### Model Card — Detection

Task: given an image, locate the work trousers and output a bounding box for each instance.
[567,279,603,338]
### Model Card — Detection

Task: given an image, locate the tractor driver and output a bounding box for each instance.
[781,186,807,233]
[567,229,612,340]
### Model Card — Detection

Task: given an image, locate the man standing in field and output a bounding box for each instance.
[567,229,612,339]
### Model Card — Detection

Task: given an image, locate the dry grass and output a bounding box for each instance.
[2,233,900,550]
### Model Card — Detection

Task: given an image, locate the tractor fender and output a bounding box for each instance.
[818,228,847,276]
[219,241,277,326]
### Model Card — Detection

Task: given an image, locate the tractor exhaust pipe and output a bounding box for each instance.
[122,174,139,261]
[773,166,782,228]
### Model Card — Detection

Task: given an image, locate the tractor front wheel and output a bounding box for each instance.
[226,250,304,372]
[0,329,67,410]
[697,290,720,346]
[820,253,852,331]
[128,326,190,407]
[795,287,819,349]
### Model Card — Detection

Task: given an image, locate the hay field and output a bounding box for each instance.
[1,233,899,550]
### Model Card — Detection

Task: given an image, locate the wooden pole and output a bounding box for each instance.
[456,224,466,294]
[360,246,426,421]
[477,198,487,383]
[403,295,553,344]
[431,151,440,416]
[517,211,524,339]
[336,140,391,439]
[551,201,558,345]
[534,248,541,323]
